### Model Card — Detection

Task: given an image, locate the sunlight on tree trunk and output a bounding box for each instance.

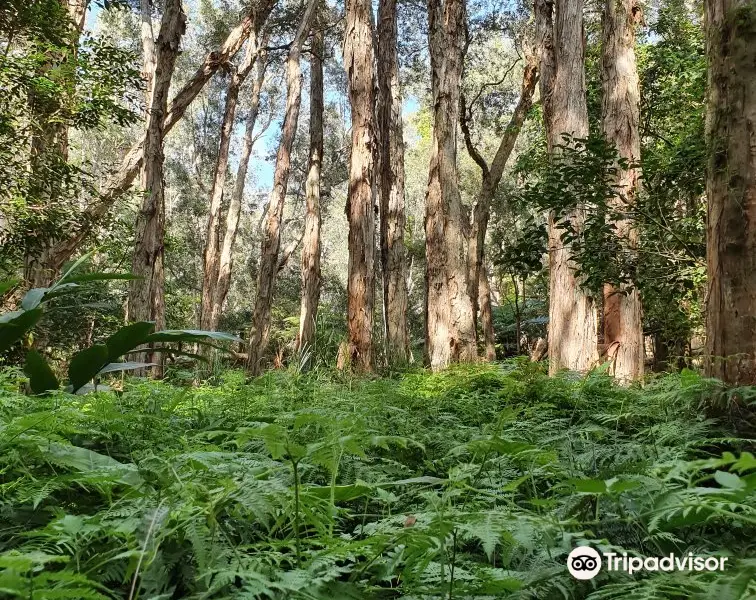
[537,0,599,375]
[140,0,155,107]
[247,0,318,375]
[344,0,377,373]
[425,0,477,371]
[601,0,644,382]
[704,0,756,385]
[127,0,185,375]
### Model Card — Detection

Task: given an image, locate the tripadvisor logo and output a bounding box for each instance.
[567,547,602,580]
[567,546,729,580]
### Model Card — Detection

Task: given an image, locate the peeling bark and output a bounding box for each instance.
[424,0,477,370]
[537,0,599,375]
[140,0,156,106]
[601,0,644,381]
[127,0,186,372]
[344,0,377,372]
[377,0,411,364]
[478,265,496,361]
[296,26,324,359]
[704,0,756,385]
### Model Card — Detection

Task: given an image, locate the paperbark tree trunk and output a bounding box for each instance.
[601,0,644,381]
[377,0,411,364]
[127,0,186,339]
[537,0,599,375]
[424,0,477,370]
[200,36,262,331]
[247,0,318,375]
[296,27,324,360]
[212,53,268,331]
[704,0,756,385]
[478,265,496,361]
[343,0,377,372]
[140,0,156,106]
[461,57,539,360]
[24,1,276,286]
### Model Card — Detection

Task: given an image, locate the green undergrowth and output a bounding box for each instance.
[0,361,755,599]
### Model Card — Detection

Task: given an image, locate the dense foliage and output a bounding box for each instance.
[1,363,754,599]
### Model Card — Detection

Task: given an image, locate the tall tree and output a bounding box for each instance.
[704,0,756,385]
[212,53,269,331]
[537,0,598,374]
[23,1,276,286]
[377,0,411,364]
[247,0,318,375]
[200,34,263,332]
[140,0,156,106]
[601,0,644,381]
[127,0,185,337]
[22,0,91,286]
[296,25,324,360]
[461,54,539,361]
[343,0,377,372]
[425,0,477,370]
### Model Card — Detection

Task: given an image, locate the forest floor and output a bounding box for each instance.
[0,361,754,599]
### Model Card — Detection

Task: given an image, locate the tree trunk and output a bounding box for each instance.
[127,0,186,354]
[461,57,538,358]
[600,0,644,382]
[200,37,262,331]
[247,0,318,375]
[377,0,411,365]
[296,27,324,360]
[704,0,756,385]
[140,0,156,106]
[479,265,496,360]
[212,52,268,331]
[537,0,599,375]
[343,0,377,372]
[424,0,477,371]
[24,1,276,286]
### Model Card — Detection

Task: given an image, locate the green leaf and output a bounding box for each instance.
[68,344,109,393]
[144,329,242,344]
[54,250,96,288]
[39,442,143,487]
[714,470,746,490]
[732,452,756,473]
[305,483,374,501]
[97,361,156,375]
[566,478,608,494]
[0,308,43,352]
[382,476,447,487]
[59,272,140,284]
[24,350,59,394]
[20,288,47,310]
[0,278,20,297]
[105,321,155,361]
